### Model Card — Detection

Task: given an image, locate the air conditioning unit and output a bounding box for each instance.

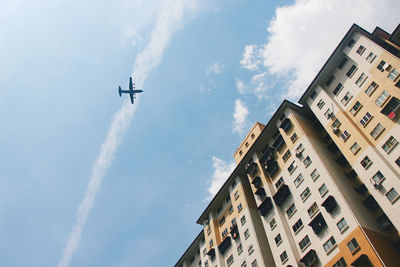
[371,179,382,189]
[383,63,391,71]
[332,126,340,134]
[326,112,333,119]
[295,151,303,158]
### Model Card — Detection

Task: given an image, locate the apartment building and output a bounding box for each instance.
[175,24,400,267]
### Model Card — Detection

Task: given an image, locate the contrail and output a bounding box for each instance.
[57,1,195,266]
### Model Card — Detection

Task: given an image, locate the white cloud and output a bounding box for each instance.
[241,0,400,100]
[206,61,225,75]
[205,156,235,201]
[57,1,200,267]
[232,99,250,136]
[235,78,246,94]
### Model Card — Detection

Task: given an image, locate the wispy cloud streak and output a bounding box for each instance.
[57,1,197,266]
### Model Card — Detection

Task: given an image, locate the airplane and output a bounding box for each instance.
[118,77,143,104]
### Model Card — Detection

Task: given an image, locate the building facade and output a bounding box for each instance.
[176,24,400,267]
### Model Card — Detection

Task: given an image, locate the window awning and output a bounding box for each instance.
[252,176,262,188]
[257,197,273,216]
[321,195,338,213]
[351,254,372,267]
[308,212,327,234]
[218,236,231,254]
[273,184,291,206]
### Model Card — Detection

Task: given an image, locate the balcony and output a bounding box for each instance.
[299,249,319,267]
[363,195,379,211]
[353,184,368,195]
[376,214,393,230]
[327,141,339,153]
[255,187,266,199]
[308,212,327,234]
[230,224,239,240]
[258,197,273,216]
[279,118,292,133]
[252,176,262,188]
[273,184,291,206]
[206,248,215,257]
[245,161,258,176]
[321,195,338,213]
[218,236,231,254]
[265,160,279,177]
[346,169,358,180]
[335,155,349,167]
[272,135,286,151]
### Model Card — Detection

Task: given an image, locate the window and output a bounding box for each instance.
[244,229,250,239]
[241,261,247,267]
[303,156,312,167]
[310,90,317,100]
[282,149,291,162]
[332,118,341,128]
[372,171,385,184]
[207,226,211,235]
[299,235,311,251]
[386,188,399,203]
[350,101,362,115]
[333,257,347,267]
[347,238,360,254]
[231,218,236,226]
[346,64,357,78]
[307,202,318,217]
[291,133,298,143]
[205,260,209,267]
[350,142,361,155]
[317,99,325,109]
[341,92,353,105]
[311,169,320,181]
[275,177,284,188]
[209,239,213,247]
[323,236,337,253]
[332,83,344,96]
[275,234,282,246]
[366,52,376,63]
[300,187,311,202]
[222,228,228,238]
[296,143,304,153]
[360,112,372,126]
[251,133,255,139]
[324,108,332,119]
[355,73,367,87]
[370,123,385,139]
[226,255,234,266]
[228,205,233,214]
[280,251,288,263]
[248,245,254,255]
[269,218,276,229]
[240,215,246,225]
[365,81,378,96]
[356,45,365,55]
[199,260,202,266]
[286,203,297,218]
[203,248,207,256]
[382,136,398,153]
[288,161,297,174]
[251,260,258,267]
[237,203,243,211]
[388,68,399,81]
[341,130,350,141]
[318,183,328,197]
[338,57,348,69]
[234,191,239,199]
[375,90,390,107]
[347,38,355,48]
[219,216,226,226]
[292,219,303,234]
[325,75,335,87]
[396,157,400,167]
[377,60,386,71]
[294,174,304,188]
[360,156,373,169]
[245,142,249,148]
[337,218,348,233]
[237,243,243,255]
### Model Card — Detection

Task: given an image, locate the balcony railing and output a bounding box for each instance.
[272,135,286,151]
[245,162,258,176]
[346,169,358,179]
[377,214,393,230]
[353,184,368,195]
[321,195,338,213]
[335,155,349,167]
[308,212,327,234]
[273,184,291,206]
[206,248,215,257]
[265,160,279,177]
[218,236,231,255]
[252,176,262,188]
[257,197,273,216]
[279,118,292,133]
[363,195,379,211]
[299,249,319,267]
[255,187,266,199]
[327,141,339,153]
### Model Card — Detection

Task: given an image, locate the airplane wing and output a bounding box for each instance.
[129,77,133,90]
[130,91,134,104]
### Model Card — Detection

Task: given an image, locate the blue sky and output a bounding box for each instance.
[0,0,398,266]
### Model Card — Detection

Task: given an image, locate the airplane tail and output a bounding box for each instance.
[118,86,122,97]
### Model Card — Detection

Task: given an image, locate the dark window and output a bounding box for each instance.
[338,57,348,69]
[347,39,355,48]
[325,75,335,87]
[346,65,357,77]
